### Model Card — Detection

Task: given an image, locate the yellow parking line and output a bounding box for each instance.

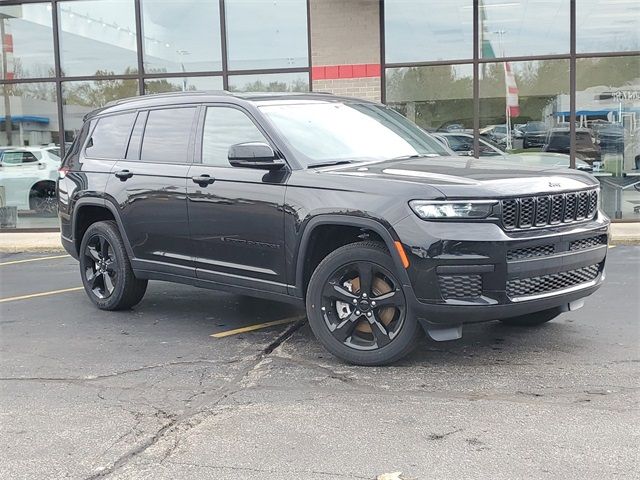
[211,317,300,338]
[608,245,616,249]
[0,286,83,304]
[0,254,71,266]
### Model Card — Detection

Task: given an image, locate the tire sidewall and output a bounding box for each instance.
[79,222,130,310]
[306,243,420,366]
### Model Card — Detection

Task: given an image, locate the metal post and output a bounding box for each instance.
[569,0,576,169]
[1,17,13,146]
[472,0,480,158]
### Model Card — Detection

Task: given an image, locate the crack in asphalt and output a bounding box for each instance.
[0,359,242,383]
[164,460,373,479]
[83,317,307,480]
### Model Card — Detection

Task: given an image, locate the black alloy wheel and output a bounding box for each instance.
[79,220,147,310]
[321,260,406,350]
[83,234,117,299]
[306,241,421,366]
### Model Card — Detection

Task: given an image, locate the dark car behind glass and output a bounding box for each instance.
[544,128,601,164]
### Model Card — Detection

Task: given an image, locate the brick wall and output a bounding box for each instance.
[309,0,381,102]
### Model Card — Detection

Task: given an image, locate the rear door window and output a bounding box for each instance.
[85,112,136,159]
[1,151,39,165]
[140,107,197,163]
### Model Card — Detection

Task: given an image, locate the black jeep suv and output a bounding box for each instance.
[58,92,609,365]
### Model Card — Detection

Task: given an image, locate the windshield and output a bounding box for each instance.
[259,102,451,165]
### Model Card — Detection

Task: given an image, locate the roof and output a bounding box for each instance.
[89,91,376,120]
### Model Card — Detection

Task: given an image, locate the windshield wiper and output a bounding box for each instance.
[307,160,354,168]
[391,153,439,161]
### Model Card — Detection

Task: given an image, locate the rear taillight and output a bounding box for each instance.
[58,166,70,178]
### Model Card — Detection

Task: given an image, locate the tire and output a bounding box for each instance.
[79,220,148,311]
[306,241,422,366]
[499,308,561,327]
[29,185,57,216]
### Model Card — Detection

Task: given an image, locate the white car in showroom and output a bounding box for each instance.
[0,147,61,215]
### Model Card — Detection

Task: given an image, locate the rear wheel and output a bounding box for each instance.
[306,241,421,366]
[29,183,57,216]
[499,308,561,326]
[79,220,147,310]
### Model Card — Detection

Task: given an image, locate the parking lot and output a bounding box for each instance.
[1,246,638,480]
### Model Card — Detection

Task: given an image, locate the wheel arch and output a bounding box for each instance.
[71,198,134,259]
[293,215,411,298]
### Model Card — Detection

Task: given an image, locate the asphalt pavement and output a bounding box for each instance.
[0,247,638,480]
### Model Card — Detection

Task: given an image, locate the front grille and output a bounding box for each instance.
[501,189,598,230]
[439,274,482,299]
[506,264,600,299]
[507,244,555,261]
[570,234,608,251]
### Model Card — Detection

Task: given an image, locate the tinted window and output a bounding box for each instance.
[202,107,268,166]
[85,113,136,159]
[140,108,196,162]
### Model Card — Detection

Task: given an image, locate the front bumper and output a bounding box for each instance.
[393,213,609,333]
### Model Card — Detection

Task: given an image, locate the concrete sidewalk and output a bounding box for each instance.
[1,224,639,253]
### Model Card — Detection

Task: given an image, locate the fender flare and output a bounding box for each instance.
[71,198,135,259]
[293,214,411,297]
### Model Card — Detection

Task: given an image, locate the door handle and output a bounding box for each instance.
[192,174,215,187]
[114,169,133,181]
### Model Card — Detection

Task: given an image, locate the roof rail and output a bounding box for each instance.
[104,90,232,108]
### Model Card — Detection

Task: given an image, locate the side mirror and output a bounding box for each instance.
[228,142,285,170]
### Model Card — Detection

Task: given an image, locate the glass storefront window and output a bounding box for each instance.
[0,3,55,79]
[225,0,308,70]
[228,72,309,92]
[141,0,222,74]
[58,0,138,77]
[478,0,569,58]
[384,0,472,63]
[479,59,569,154]
[575,56,640,220]
[577,0,640,54]
[62,79,138,142]
[144,76,223,94]
[0,82,60,228]
[386,64,473,133]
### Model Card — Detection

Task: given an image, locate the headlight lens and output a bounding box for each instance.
[409,200,496,219]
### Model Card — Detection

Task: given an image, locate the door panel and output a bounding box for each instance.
[187,166,288,289]
[108,160,192,274]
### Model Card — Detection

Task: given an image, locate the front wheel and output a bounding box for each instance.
[499,308,561,327]
[79,220,148,311]
[306,241,421,366]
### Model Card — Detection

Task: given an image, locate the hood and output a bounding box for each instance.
[317,156,598,199]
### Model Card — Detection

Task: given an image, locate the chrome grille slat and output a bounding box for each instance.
[501,189,598,231]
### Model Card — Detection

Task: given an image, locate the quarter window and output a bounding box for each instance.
[140,108,196,162]
[202,107,269,166]
[85,113,136,159]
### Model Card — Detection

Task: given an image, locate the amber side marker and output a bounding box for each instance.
[394,241,410,269]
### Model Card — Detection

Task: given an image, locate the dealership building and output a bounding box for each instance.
[0,0,639,228]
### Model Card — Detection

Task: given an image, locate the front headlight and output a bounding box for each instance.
[409,200,497,219]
